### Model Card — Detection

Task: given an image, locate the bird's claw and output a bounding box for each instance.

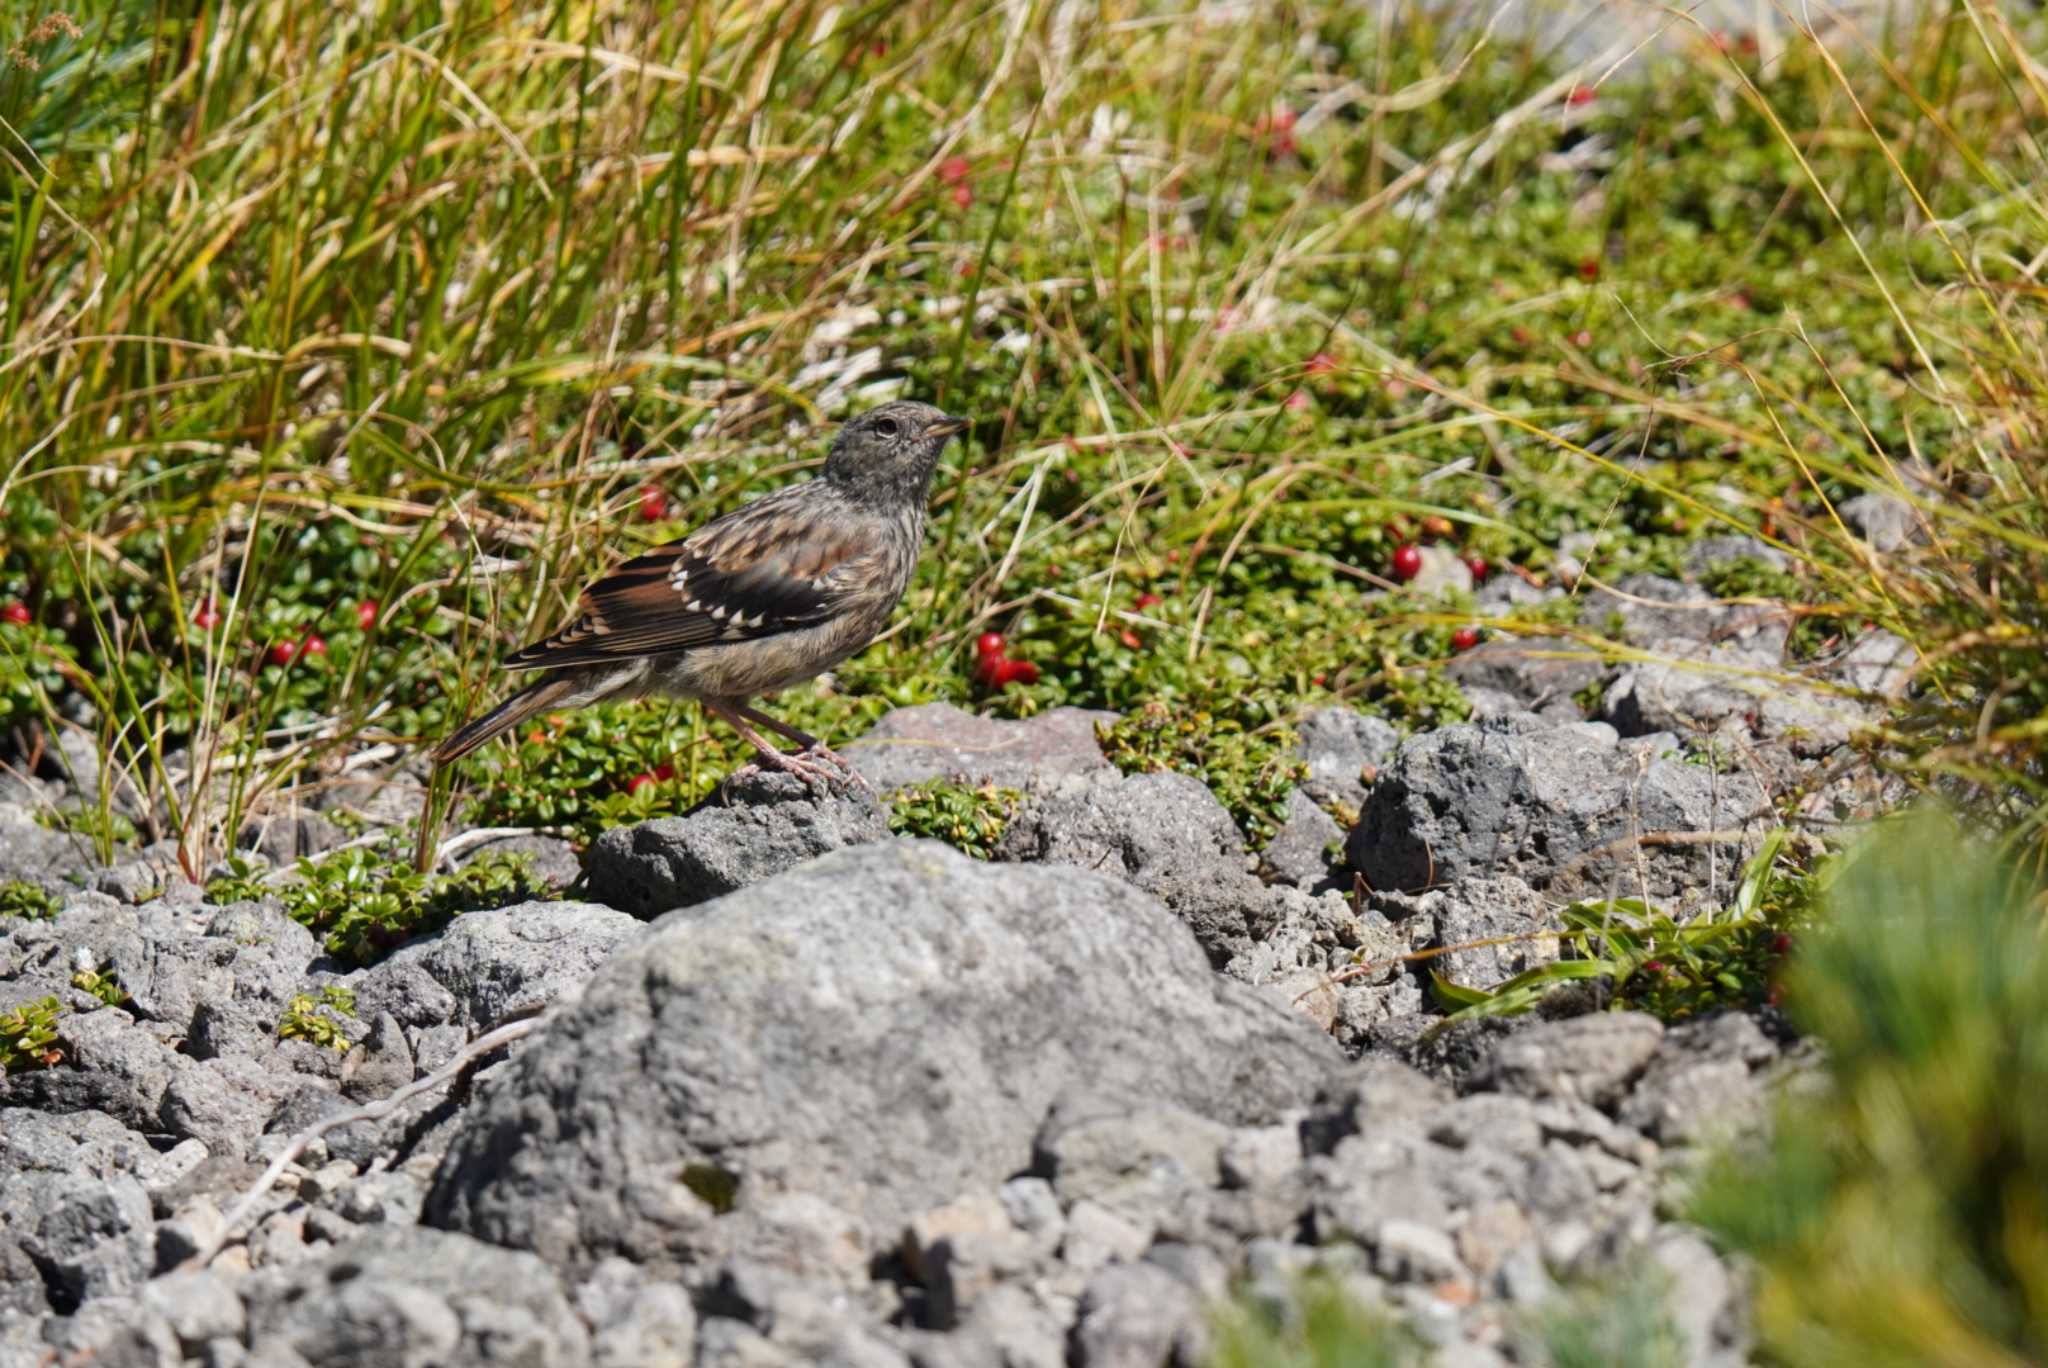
[729,743,871,798]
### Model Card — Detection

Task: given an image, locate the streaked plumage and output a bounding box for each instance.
[430,401,970,786]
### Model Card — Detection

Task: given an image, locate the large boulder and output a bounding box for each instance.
[1349,720,1763,905]
[994,771,1268,966]
[424,841,1342,1277]
[584,769,891,918]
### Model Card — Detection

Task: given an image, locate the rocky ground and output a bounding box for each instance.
[0,542,1913,1368]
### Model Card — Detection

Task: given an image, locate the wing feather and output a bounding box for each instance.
[503,485,881,671]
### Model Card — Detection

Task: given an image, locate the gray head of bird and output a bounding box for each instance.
[822,400,971,505]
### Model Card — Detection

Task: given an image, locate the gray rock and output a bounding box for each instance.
[1616,1012,1776,1146]
[1446,639,1605,723]
[2,1007,179,1133]
[845,702,1117,792]
[1371,1217,1467,1284]
[1302,1058,1453,1155]
[237,810,347,866]
[351,900,642,1032]
[426,841,1340,1278]
[995,771,1268,966]
[160,1056,313,1150]
[0,1170,156,1307]
[1072,1261,1208,1368]
[1839,490,1920,552]
[1295,709,1401,812]
[1825,629,1917,700]
[1472,1013,1665,1108]
[1682,536,1789,578]
[1349,720,1761,906]
[1036,1096,1229,1236]
[1260,790,1345,891]
[1372,875,1560,993]
[454,831,584,891]
[242,1227,591,1367]
[912,1283,1067,1368]
[36,1294,182,1367]
[1578,573,1788,657]
[1599,636,1781,738]
[138,1269,247,1348]
[1652,1228,1748,1366]
[576,1256,697,1367]
[585,769,890,918]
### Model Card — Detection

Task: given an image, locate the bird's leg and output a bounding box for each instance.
[704,699,848,794]
[731,701,873,795]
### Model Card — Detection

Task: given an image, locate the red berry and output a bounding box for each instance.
[653,763,676,782]
[1566,84,1596,106]
[627,772,657,794]
[267,640,298,667]
[1390,544,1423,581]
[1134,592,1162,610]
[355,600,379,630]
[938,155,971,184]
[1119,628,1143,650]
[975,632,1007,658]
[950,184,973,208]
[193,599,223,629]
[639,486,667,522]
[1771,932,1794,955]
[1420,515,1453,541]
[0,602,28,625]
[300,634,327,660]
[1464,555,1490,582]
[1451,627,1479,653]
[1643,959,1666,974]
[992,658,1040,687]
[1577,259,1599,281]
[1305,352,1338,376]
[1284,389,1310,412]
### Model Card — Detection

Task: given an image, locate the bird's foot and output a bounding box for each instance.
[729,743,867,798]
[797,741,874,797]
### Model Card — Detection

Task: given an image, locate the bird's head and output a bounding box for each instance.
[822,400,971,506]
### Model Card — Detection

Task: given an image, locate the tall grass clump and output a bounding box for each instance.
[1693,808,2048,1365]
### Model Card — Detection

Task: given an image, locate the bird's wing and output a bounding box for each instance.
[502,486,884,671]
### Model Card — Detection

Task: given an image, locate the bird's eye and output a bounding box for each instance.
[875,418,900,438]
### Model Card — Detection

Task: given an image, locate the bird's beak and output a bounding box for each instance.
[924,414,972,438]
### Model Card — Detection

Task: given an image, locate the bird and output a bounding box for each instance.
[430,400,971,791]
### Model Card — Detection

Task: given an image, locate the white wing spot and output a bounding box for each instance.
[670,567,689,591]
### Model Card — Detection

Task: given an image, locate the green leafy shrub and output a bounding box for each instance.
[1208,1276,1417,1368]
[1428,830,1817,1024]
[70,965,126,1008]
[0,880,56,921]
[886,782,1021,860]
[278,986,359,1052]
[218,844,553,967]
[0,996,64,1074]
[1692,809,2048,1363]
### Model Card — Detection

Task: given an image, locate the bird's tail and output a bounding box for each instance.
[432,674,580,766]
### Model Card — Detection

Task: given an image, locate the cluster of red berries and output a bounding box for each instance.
[1381,517,1499,654]
[260,600,378,668]
[974,632,1039,688]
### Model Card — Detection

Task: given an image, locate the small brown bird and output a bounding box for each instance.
[432,400,971,788]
